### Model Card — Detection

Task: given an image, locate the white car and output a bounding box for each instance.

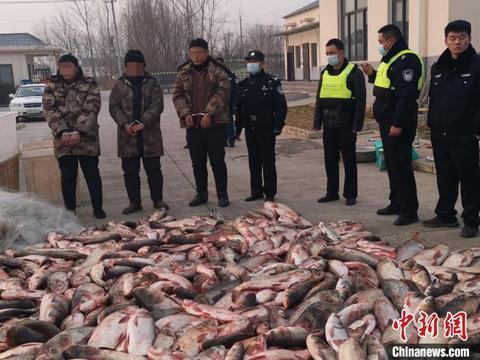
[9,84,47,122]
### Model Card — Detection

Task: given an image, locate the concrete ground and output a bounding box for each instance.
[15,91,480,251]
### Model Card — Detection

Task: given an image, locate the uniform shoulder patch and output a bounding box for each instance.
[402,69,415,82]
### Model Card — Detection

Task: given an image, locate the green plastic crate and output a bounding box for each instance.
[374,140,419,171]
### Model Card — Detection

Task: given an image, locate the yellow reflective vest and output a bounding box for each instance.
[374,49,424,91]
[319,63,356,99]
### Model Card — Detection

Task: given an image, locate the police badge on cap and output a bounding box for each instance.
[245,50,265,61]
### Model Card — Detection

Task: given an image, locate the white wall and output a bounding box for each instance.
[0,112,18,162]
[0,53,28,86]
[367,0,390,63]
[449,0,480,50]
[318,0,339,66]
[284,6,320,27]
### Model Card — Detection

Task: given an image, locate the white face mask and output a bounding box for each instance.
[326,54,340,66]
[378,43,389,57]
[247,62,261,74]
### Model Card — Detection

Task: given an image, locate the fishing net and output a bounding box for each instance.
[0,189,84,252]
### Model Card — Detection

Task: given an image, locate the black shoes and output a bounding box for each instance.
[122,203,142,215]
[317,194,340,203]
[245,194,263,202]
[377,205,400,216]
[218,193,230,208]
[423,216,459,228]
[394,216,419,226]
[461,225,479,238]
[265,196,275,202]
[93,208,106,219]
[346,198,357,206]
[189,193,208,207]
[153,200,170,210]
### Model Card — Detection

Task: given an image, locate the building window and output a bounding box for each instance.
[341,0,368,61]
[311,43,318,67]
[392,0,409,43]
[295,46,301,68]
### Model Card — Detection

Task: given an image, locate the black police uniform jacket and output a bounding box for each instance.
[368,39,422,128]
[235,70,288,133]
[427,44,480,136]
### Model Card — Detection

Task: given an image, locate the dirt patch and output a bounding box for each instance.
[285,105,315,131]
[418,114,430,140]
[286,104,376,131]
[276,139,319,155]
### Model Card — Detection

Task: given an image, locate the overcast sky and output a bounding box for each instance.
[0,0,313,34]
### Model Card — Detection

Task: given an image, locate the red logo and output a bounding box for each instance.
[392,310,415,342]
[444,311,468,341]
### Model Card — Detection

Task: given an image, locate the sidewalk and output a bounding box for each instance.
[52,92,475,250]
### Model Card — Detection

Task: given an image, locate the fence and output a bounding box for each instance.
[151,54,286,93]
[150,71,177,93]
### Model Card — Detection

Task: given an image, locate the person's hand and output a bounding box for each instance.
[184,114,193,128]
[201,113,212,129]
[132,123,145,133]
[360,63,374,76]
[60,132,71,146]
[389,126,403,137]
[69,131,80,146]
[475,134,480,140]
[124,124,136,136]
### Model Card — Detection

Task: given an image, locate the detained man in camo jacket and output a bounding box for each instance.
[43,54,106,219]
[109,50,168,215]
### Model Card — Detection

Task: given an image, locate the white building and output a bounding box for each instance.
[320,0,480,69]
[282,0,480,82]
[0,33,62,88]
[280,1,320,81]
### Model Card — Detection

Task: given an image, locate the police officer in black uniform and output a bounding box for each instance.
[361,25,423,226]
[423,20,480,238]
[236,50,288,202]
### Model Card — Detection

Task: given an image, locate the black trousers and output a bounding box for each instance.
[57,155,103,210]
[121,156,163,204]
[323,127,358,199]
[431,132,480,226]
[245,127,277,198]
[187,126,228,196]
[379,120,419,218]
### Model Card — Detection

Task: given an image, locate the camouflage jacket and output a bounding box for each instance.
[109,73,164,158]
[172,58,231,128]
[43,75,101,157]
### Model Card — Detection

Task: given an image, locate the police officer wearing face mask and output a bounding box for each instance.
[236,50,288,202]
[314,39,366,206]
[361,25,424,226]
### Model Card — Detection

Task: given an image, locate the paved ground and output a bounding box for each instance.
[15,91,479,251]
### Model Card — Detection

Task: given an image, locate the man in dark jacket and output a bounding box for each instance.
[173,38,231,207]
[361,24,423,226]
[423,20,480,238]
[236,50,288,202]
[314,39,366,206]
[109,50,168,215]
[43,54,106,219]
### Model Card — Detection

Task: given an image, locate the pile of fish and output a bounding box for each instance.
[0,201,478,359]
